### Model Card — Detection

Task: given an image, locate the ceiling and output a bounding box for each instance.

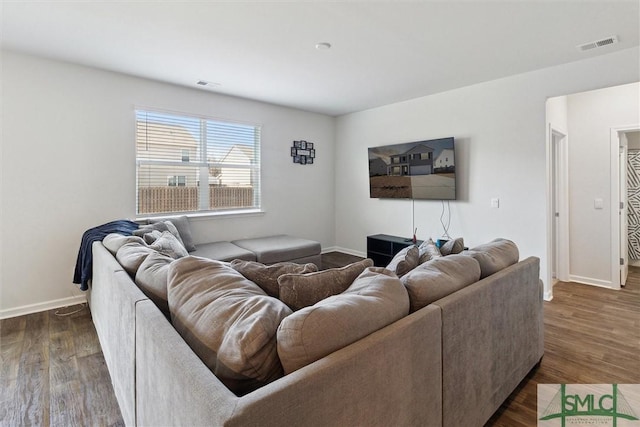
[2,1,639,116]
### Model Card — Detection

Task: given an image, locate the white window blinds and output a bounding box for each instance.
[136,110,261,216]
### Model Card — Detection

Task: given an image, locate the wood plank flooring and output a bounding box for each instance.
[487,267,640,426]
[1,254,638,426]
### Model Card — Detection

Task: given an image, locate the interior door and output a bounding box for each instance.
[620,138,629,286]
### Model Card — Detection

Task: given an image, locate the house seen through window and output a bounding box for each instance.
[136,110,261,216]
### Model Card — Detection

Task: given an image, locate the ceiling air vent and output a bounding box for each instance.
[577,35,619,52]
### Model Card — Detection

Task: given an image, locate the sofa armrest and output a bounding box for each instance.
[90,242,149,427]
[433,256,543,427]
[135,300,443,427]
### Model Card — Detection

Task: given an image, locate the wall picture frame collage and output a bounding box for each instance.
[291,140,315,165]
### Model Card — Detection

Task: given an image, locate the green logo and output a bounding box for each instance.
[539,384,639,427]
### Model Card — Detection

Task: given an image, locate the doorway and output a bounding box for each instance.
[549,127,569,291]
[613,128,640,287]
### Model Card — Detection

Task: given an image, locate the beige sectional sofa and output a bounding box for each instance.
[88,236,543,427]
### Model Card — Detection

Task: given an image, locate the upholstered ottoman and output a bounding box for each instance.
[231,235,322,267]
[190,241,256,262]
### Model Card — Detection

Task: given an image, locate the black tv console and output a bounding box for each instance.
[366,234,423,267]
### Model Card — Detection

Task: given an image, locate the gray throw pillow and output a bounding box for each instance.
[386,245,419,277]
[230,260,318,298]
[149,231,188,259]
[440,237,464,256]
[135,221,185,249]
[149,216,196,252]
[418,238,442,264]
[277,259,374,311]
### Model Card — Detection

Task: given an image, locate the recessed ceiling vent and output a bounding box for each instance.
[577,35,618,52]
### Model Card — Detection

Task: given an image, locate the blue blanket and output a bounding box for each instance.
[73,220,139,291]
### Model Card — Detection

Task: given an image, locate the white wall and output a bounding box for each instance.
[335,48,640,299]
[566,83,640,287]
[0,50,336,317]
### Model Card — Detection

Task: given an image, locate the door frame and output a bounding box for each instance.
[546,125,569,300]
[611,125,640,289]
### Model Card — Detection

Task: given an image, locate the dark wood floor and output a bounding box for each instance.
[1,253,638,426]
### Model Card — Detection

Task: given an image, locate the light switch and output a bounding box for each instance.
[594,198,604,209]
[491,198,500,208]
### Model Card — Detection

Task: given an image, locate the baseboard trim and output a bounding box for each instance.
[0,294,87,320]
[323,246,366,258]
[543,290,553,301]
[568,275,615,290]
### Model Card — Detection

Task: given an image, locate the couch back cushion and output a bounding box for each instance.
[463,238,519,278]
[277,259,374,311]
[135,252,174,316]
[103,234,146,255]
[401,254,481,312]
[168,256,292,396]
[116,243,157,276]
[277,267,409,374]
[230,260,318,298]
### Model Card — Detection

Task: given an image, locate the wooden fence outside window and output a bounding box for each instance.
[137,186,254,214]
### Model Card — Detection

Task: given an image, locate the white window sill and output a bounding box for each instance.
[137,208,265,223]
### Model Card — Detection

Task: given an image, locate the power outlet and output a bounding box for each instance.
[491,198,500,208]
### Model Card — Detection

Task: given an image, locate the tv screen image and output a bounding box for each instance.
[368,137,456,200]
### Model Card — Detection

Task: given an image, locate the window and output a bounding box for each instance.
[136,110,261,216]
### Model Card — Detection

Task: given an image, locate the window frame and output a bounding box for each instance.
[135,108,262,218]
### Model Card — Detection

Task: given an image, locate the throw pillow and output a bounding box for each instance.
[440,237,465,256]
[135,252,174,316]
[115,242,157,276]
[386,245,419,277]
[277,267,409,374]
[401,254,481,312]
[168,256,292,396]
[142,229,162,245]
[463,238,519,278]
[277,258,374,311]
[230,260,318,298]
[149,231,188,259]
[135,221,186,249]
[149,216,197,252]
[418,238,442,264]
[103,234,146,255]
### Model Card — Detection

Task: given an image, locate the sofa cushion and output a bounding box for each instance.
[230,260,318,298]
[103,234,146,255]
[440,237,465,256]
[135,252,174,316]
[116,243,157,276]
[190,241,256,262]
[149,231,188,259]
[386,245,419,277]
[418,238,442,264]
[168,256,292,396]
[401,254,481,312]
[277,267,409,374]
[463,238,519,278]
[149,216,196,252]
[231,235,321,264]
[277,258,374,311]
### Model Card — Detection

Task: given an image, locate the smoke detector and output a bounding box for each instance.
[577,35,619,52]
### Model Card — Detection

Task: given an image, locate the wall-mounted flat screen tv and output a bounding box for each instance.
[368,137,456,200]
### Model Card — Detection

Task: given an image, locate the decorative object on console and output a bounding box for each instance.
[291,140,315,164]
